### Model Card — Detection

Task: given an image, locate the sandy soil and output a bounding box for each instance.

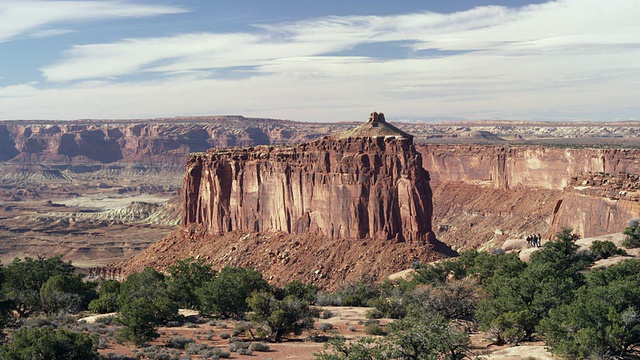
[77,306,558,360]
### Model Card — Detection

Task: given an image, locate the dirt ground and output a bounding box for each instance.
[77,306,555,360]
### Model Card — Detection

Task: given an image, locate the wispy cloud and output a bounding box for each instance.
[0,1,187,42]
[4,0,640,121]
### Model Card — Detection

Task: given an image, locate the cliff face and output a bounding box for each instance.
[0,118,353,166]
[420,145,640,190]
[183,136,435,243]
[418,144,640,246]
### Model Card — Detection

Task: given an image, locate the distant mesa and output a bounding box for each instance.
[457,129,505,142]
[337,112,413,140]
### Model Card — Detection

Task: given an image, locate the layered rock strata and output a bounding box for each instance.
[183,118,435,243]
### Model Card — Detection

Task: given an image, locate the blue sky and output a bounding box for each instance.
[0,0,638,122]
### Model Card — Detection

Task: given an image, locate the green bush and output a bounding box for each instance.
[249,341,270,352]
[40,274,96,314]
[622,218,640,248]
[590,240,626,260]
[196,266,269,318]
[363,320,385,336]
[247,292,318,341]
[317,313,470,359]
[165,336,194,349]
[317,322,333,332]
[166,257,217,309]
[116,298,163,346]
[89,280,120,313]
[334,277,379,307]
[0,327,99,360]
[3,256,77,318]
[539,259,640,359]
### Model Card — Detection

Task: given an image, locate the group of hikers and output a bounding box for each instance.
[526,233,542,247]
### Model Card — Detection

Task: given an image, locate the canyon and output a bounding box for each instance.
[0,116,639,286]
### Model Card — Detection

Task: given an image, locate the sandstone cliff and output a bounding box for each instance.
[0,118,354,166]
[183,135,435,243]
[418,144,640,247]
[420,145,640,190]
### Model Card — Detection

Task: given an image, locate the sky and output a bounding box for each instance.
[0,0,638,122]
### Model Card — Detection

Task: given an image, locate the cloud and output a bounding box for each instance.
[5,0,640,121]
[0,1,187,42]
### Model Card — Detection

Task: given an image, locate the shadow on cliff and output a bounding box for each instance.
[432,237,458,258]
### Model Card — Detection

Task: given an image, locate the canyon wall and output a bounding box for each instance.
[183,136,435,243]
[419,145,640,190]
[0,118,352,166]
[418,144,640,244]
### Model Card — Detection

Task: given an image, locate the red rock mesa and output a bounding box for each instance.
[182,112,436,244]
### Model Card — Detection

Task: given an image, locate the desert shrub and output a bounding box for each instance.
[22,316,54,329]
[248,292,318,342]
[219,332,230,339]
[116,298,162,346]
[196,266,269,319]
[89,280,120,313]
[319,309,333,319]
[249,341,270,352]
[166,257,217,309]
[39,274,94,315]
[590,240,626,260]
[185,322,198,328]
[365,308,384,319]
[237,348,253,355]
[622,218,640,248]
[216,349,230,358]
[98,336,109,349]
[0,327,100,360]
[317,322,333,331]
[405,278,484,322]
[228,341,250,352]
[234,321,253,334]
[3,255,77,318]
[315,292,342,306]
[166,336,194,349]
[96,315,116,325]
[275,280,318,302]
[363,320,385,336]
[317,313,470,360]
[185,343,211,354]
[141,345,160,358]
[152,352,170,360]
[165,320,183,327]
[335,277,379,307]
[369,296,406,319]
[539,259,640,359]
[347,325,356,332]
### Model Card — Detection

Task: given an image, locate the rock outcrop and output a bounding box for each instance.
[183,113,435,243]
